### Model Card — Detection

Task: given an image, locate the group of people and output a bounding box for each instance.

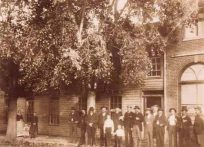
[69,105,204,147]
[16,110,38,138]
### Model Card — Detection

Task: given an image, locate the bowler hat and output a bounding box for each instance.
[195,106,202,112]
[158,108,164,111]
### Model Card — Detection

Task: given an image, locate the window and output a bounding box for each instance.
[49,97,60,125]
[26,100,34,123]
[110,96,122,109]
[148,56,161,77]
[180,64,204,111]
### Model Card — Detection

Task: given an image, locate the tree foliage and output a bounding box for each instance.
[0,0,198,95]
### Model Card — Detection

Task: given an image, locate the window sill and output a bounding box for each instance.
[48,124,60,126]
[183,36,204,41]
[146,76,162,79]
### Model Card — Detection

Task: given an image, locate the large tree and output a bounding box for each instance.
[0,0,197,140]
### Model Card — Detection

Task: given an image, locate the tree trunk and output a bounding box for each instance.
[87,91,96,111]
[6,97,17,141]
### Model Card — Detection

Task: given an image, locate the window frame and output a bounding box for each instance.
[147,56,162,78]
[110,95,122,109]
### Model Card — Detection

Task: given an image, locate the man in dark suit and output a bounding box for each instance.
[179,106,192,147]
[194,106,204,147]
[154,108,167,147]
[98,106,108,147]
[68,107,79,142]
[30,112,38,138]
[124,106,134,147]
[78,109,87,147]
[131,106,144,147]
[112,107,123,147]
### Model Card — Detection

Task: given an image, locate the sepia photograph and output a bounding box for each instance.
[0,0,204,147]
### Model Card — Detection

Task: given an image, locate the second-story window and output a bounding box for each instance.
[148,56,161,77]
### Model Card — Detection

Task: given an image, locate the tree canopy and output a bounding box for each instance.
[0,0,198,95]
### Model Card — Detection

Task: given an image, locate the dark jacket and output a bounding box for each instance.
[179,114,192,130]
[124,111,134,128]
[86,113,98,128]
[194,114,204,135]
[112,112,123,128]
[68,111,79,123]
[98,112,108,128]
[131,112,144,131]
[154,114,167,128]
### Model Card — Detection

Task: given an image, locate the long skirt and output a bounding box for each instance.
[17,120,24,137]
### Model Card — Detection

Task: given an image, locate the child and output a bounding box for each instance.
[115,124,125,147]
[104,114,114,147]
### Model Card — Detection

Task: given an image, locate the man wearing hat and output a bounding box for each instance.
[124,106,134,147]
[86,107,97,146]
[167,108,179,147]
[132,106,144,147]
[179,106,192,147]
[68,107,79,142]
[98,106,108,147]
[154,108,167,147]
[112,107,123,147]
[144,108,154,147]
[194,106,204,147]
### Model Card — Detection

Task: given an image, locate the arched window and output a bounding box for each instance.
[181,64,204,108]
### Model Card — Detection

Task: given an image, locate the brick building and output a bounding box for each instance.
[0,0,204,137]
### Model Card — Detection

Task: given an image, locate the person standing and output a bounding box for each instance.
[115,124,125,147]
[68,107,79,142]
[167,108,178,147]
[98,106,108,147]
[104,114,114,147]
[112,107,123,147]
[30,112,38,138]
[144,108,154,147]
[78,109,87,147]
[131,106,144,147]
[124,106,134,147]
[178,107,192,147]
[86,107,97,147]
[194,106,204,147]
[16,110,24,137]
[154,108,166,147]
[152,105,159,147]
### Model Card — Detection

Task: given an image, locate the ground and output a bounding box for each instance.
[0,135,170,147]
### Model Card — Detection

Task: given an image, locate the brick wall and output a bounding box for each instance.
[165,38,204,113]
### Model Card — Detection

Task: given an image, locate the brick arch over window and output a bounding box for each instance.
[180,64,204,109]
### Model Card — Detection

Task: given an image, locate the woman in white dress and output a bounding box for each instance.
[16,110,25,137]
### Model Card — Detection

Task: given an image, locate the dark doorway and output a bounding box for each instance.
[144,96,162,109]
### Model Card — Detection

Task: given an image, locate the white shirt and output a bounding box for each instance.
[168,115,177,126]
[104,119,114,129]
[115,128,125,137]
